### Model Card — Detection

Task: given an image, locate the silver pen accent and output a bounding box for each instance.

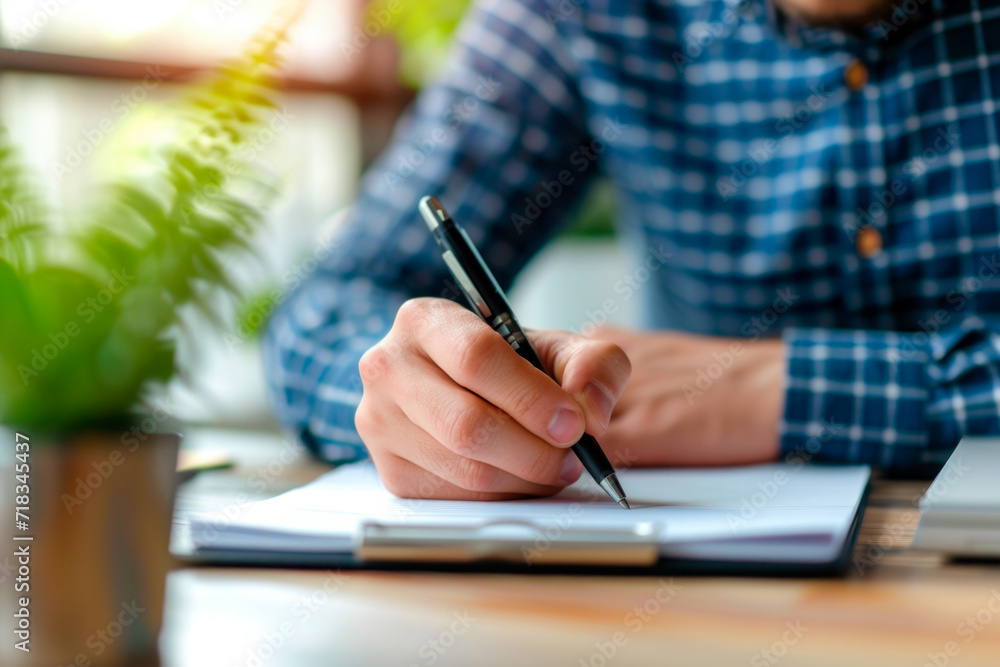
[599,474,631,509]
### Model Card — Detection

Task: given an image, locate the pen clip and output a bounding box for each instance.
[441,249,492,319]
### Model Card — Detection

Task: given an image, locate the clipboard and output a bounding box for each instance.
[179,470,870,577]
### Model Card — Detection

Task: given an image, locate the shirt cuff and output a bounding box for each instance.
[780,327,933,472]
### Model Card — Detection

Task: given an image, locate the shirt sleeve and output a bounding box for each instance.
[262,0,596,463]
[780,314,1000,476]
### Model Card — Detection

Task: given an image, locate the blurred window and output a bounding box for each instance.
[0,0,355,82]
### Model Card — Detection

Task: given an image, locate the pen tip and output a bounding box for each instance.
[618,498,631,510]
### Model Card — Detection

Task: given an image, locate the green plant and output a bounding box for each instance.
[0,23,296,432]
[234,286,279,342]
[367,0,472,88]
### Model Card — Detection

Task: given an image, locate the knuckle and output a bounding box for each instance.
[503,381,552,424]
[354,398,386,444]
[413,473,449,500]
[358,345,391,385]
[395,297,433,327]
[455,327,501,382]
[376,461,410,498]
[445,402,492,457]
[456,457,500,492]
[524,448,560,485]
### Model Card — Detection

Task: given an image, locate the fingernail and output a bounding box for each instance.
[559,455,584,484]
[548,408,583,444]
[585,381,615,430]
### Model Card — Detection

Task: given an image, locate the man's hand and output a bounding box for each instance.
[591,327,785,468]
[355,298,632,500]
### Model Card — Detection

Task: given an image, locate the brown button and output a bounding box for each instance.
[844,59,869,91]
[856,226,883,258]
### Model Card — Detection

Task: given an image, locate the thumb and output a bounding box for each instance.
[525,329,631,435]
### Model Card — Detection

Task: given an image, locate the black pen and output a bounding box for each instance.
[418,196,630,509]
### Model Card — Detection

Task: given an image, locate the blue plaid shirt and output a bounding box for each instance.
[264,0,1000,475]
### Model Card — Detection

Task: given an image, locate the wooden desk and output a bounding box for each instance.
[163,429,1000,666]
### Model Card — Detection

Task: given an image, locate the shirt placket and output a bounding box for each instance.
[840,42,896,332]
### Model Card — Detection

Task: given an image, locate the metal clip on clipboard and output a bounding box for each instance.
[355,520,661,566]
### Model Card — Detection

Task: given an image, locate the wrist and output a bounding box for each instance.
[742,339,785,463]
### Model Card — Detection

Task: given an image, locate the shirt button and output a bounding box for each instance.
[844,59,869,91]
[856,226,883,258]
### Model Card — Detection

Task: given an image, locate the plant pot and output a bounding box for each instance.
[0,426,180,666]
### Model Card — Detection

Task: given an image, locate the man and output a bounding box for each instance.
[264,0,1000,500]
